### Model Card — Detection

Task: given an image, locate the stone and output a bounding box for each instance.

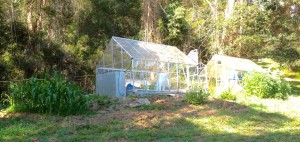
[137,98,150,105]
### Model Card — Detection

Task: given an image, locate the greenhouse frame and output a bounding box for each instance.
[96,36,207,97]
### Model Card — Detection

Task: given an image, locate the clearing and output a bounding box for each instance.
[1,91,300,141]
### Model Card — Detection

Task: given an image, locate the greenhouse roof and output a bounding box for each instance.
[210,54,264,72]
[111,36,197,65]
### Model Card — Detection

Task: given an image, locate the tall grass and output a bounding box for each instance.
[8,73,88,115]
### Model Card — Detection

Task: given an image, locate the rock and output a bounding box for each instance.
[129,102,141,108]
[137,98,150,105]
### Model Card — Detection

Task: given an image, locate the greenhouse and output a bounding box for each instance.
[204,54,264,94]
[96,36,206,97]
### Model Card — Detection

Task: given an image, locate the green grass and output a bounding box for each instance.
[1,94,300,142]
[283,70,300,96]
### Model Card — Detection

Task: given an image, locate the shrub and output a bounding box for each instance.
[289,60,300,72]
[8,73,88,115]
[275,80,291,100]
[220,89,236,101]
[243,72,291,99]
[186,89,210,105]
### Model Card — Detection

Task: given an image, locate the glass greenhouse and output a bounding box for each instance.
[96,36,206,97]
[204,54,264,94]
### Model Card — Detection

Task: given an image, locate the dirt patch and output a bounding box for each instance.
[1,95,250,131]
[0,110,43,120]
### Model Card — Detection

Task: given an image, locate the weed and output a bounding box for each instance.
[220,89,236,101]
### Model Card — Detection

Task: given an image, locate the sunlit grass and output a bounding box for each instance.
[1,94,300,141]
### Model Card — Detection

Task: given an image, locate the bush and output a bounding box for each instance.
[275,80,291,100]
[220,89,236,101]
[8,73,88,115]
[186,89,210,105]
[289,60,300,72]
[243,72,291,99]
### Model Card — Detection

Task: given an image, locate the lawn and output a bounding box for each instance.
[1,92,300,141]
[1,61,300,142]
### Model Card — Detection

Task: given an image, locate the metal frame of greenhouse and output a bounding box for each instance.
[96,36,208,97]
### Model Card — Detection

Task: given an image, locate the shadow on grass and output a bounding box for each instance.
[289,80,300,96]
[286,74,299,79]
[257,62,271,68]
[0,99,299,142]
[0,109,71,141]
[104,99,298,141]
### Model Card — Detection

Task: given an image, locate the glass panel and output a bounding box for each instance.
[134,59,145,71]
[158,62,167,73]
[178,65,188,90]
[112,36,197,65]
[145,60,157,72]
[103,50,113,68]
[130,41,154,59]
[113,48,122,69]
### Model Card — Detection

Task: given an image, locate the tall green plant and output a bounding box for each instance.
[8,73,88,115]
[243,72,291,99]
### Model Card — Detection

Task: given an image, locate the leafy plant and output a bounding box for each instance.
[289,60,300,72]
[8,72,88,115]
[220,89,236,101]
[186,88,210,105]
[275,80,291,100]
[243,72,291,99]
[0,93,9,108]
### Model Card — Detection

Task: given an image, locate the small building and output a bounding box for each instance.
[96,36,204,97]
[204,54,264,94]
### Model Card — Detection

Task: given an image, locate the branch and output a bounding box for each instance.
[204,0,214,12]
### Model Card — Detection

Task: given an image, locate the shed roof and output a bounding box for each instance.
[111,36,197,65]
[210,54,264,72]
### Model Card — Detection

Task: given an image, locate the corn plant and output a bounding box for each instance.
[8,73,88,115]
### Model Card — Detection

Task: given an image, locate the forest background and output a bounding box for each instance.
[0,0,299,93]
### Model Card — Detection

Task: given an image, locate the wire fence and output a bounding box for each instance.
[73,75,96,94]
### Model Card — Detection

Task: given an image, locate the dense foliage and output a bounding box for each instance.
[186,89,210,105]
[8,73,88,115]
[243,72,291,100]
[0,0,299,94]
[0,0,141,93]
